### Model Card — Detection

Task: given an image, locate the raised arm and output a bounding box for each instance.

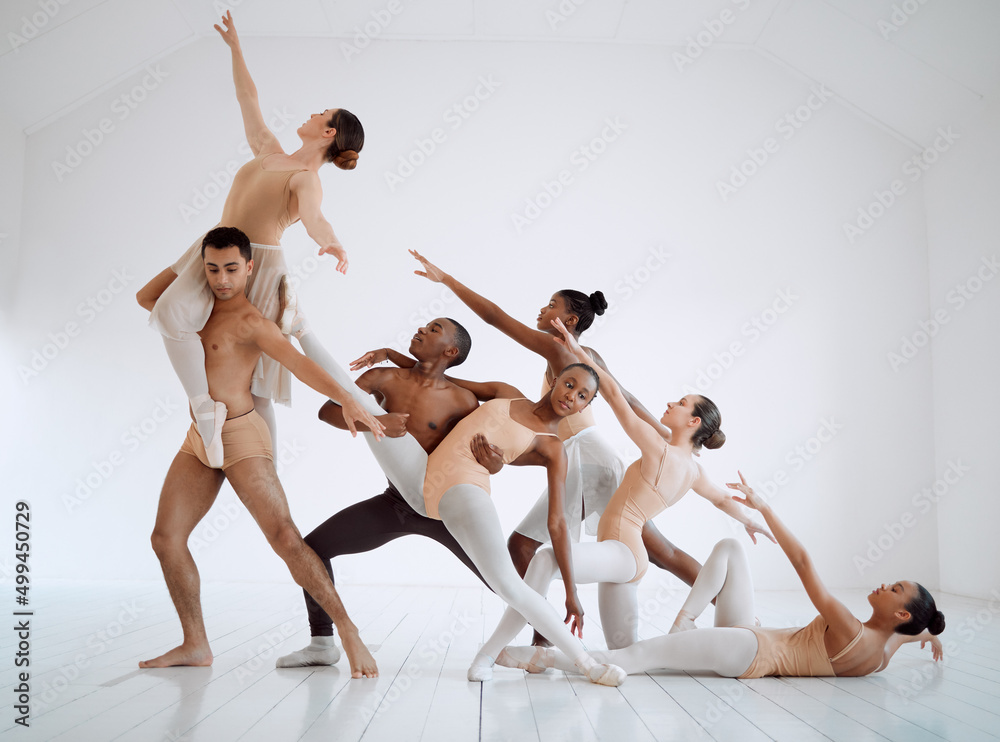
[213,11,281,157]
[410,250,573,369]
[252,317,384,438]
[551,318,663,456]
[586,347,672,442]
[728,472,860,647]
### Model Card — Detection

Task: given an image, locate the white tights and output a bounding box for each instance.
[479,540,639,659]
[438,485,599,667]
[517,538,760,677]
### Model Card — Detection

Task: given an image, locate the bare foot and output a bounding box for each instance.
[138,643,213,668]
[340,632,378,678]
[530,631,553,648]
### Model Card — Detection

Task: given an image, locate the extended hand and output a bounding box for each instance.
[319,242,349,274]
[470,433,504,475]
[727,470,767,512]
[212,10,241,49]
[922,636,944,661]
[350,349,387,370]
[744,522,777,545]
[342,399,386,440]
[549,318,587,360]
[409,249,447,283]
[564,592,585,638]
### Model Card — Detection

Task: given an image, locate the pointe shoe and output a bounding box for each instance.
[467,653,495,682]
[279,283,307,338]
[585,663,627,687]
[496,647,550,674]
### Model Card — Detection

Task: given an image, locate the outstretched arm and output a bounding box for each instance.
[293,172,349,272]
[214,11,281,157]
[728,472,860,647]
[586,346,672,442]
[444,377,522,402]
[409,250,574,369]
[316,370,407,436]
[551,318,663,457]
[877,631,943,671]
[252,318,384,438]
[690,470,776,545]
[351,348,417,370]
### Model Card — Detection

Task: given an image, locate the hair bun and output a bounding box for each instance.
[704,429,726,450]
[333,149,359,170]
[929,611,946,636]
[589,291,608,315]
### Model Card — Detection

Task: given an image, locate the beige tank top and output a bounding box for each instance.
[423,398,557,520]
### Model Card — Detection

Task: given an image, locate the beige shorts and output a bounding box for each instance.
[179,409,273,470]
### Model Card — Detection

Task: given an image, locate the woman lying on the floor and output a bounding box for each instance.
[501,473,944,678]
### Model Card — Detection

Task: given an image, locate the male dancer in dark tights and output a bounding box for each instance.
[277,318,511,667]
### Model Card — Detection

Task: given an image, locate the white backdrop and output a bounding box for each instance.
[2,8,998,598]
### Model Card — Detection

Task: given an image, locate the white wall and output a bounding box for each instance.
[5,34,949,592]
[925,99,1000,599]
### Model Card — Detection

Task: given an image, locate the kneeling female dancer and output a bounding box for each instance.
[502,473,945,679]
[469,319,775,680]
[136,11,380,465]
[423,364,627,686]
[406,249,711,646]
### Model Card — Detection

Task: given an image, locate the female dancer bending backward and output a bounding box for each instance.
[137,11,381,466]
[404,249,712,646]
[422,363,627,686]
[468,318,775,680]
[501,473,945,679]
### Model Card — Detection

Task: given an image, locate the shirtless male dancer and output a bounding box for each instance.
[138,227,384,678]
[277,317,510,667]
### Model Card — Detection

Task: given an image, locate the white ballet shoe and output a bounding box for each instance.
[467,653,495,682]
[496,647,550,674]
[275,638,341,668]
[279,283,311,339]
[584,663,626,687]
[669,609,697,634]
[193,395,227,469]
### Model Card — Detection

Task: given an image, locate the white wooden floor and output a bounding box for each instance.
[2,579,998,742]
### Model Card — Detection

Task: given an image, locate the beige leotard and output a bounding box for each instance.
[596,445,699,583]
[542,373,596,441]
[737,616,867,678]
[218,154,308,246]
[423,398,557,519]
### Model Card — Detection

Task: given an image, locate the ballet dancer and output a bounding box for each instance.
[405,249,720,645]
[467,318,775,680]
[501,473,945,679]
[136,10,365,467]
[417,362,628,686]
[276,317,512,668]
[138,228,381,678]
